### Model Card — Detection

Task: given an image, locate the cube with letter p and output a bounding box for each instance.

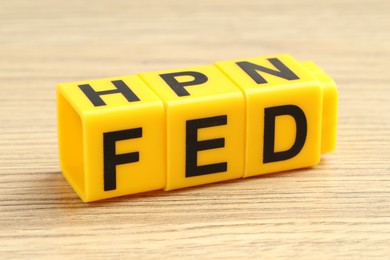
[139,65,245,190]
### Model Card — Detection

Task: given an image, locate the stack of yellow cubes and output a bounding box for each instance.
[57,54,338,202]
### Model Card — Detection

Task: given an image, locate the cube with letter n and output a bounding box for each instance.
[216,54,323,177]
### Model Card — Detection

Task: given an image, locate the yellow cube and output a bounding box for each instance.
[57,75,166,202]
[139,65,245,190]
[216,54,328,178]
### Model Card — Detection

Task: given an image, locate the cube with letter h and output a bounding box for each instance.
[57,76,166,202]
[57,54,337,202]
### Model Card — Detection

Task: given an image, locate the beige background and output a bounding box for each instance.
[1,0,389,258]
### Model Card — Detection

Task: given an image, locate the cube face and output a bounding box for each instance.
[243,85,322,177]
[139,65,244,101]
[139,66,245,190]
[57,75,165,202]
[216,55,323,177]
[164,96,245,190]
[216,54,316,88]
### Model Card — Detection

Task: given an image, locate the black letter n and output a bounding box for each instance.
[236,58,299,84]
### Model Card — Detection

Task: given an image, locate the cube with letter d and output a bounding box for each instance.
[139,66,245,190]
[57,75,166,202]
[216,54,326,177]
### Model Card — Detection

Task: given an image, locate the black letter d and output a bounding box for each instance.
[263,105,307,163]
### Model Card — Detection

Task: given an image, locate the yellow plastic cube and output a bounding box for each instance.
[57,75,166,202]
[215,54,335,178]
[139,65,245,190]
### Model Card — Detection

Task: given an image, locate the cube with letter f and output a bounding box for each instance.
[57,76,165,202]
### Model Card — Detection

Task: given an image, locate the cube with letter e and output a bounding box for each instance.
[139,66,245,191]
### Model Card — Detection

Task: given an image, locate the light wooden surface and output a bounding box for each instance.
[1,0,389,258]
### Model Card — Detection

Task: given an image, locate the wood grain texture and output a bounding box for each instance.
[0,0,389,258]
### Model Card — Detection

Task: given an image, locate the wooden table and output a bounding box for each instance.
[1,0,389,258]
